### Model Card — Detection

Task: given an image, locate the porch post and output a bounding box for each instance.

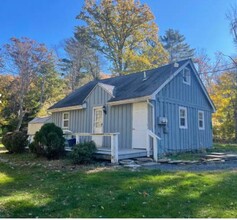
[146,131,150,157]
[153,137,158,162]
[111,134,118,164]
[75,134,79,144]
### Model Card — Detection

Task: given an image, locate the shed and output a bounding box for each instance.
[28,116,52,142]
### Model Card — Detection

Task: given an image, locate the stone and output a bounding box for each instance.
[124,164,141,168]
[141,162,157,167]
[119,159,135,165]
[135,157,153,162]
[157,158,170,163]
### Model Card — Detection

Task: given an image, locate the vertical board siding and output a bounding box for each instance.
[156,64,213,154]
[51,84,133,149]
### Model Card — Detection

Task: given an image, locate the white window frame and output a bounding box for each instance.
[183,68,191,85]
[179,106,187,129]
[62,112,69,129]
[198,110,205,130]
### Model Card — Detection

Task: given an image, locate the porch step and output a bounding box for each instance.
[94,148,148,161]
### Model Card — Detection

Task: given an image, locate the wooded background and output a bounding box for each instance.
[0,0,237,143]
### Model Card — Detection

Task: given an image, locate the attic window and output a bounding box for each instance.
[183,68,191,85]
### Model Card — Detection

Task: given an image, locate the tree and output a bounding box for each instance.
[60,37,100,91]
[226,4,237,46]
[0,75,19,132]
[76,0,167,75]
[3,37,63,131]
[211,71,237,142]
[160,29,195,62]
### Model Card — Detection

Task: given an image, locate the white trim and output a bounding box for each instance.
[92,106,104,133]
[179,106,187,129]
[97,83,115,97]
[147,100,155,132]
[84,83,114,104]
[188,61,216,112]
[62,112,70,129]
[198,110,205,130]
[108,96,151,106]
[150,59,216,112]
[48,105,83,113]
[150,62,189,99]
[182,67,191,85]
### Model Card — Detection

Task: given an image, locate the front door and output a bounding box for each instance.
[92,107,103,147]
[132,102,148,149]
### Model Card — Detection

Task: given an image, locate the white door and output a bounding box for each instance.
[132,102,148,149]
[92,107,103,147]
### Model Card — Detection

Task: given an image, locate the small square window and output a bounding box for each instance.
[179,107,187,129]
[183,68,191,85]
[198,111,205,130]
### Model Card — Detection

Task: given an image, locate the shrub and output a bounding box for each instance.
[2,131,28,153]
[70,141,96,164]
[30,123,65,159]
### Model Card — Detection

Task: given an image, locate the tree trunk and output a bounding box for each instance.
[16,94,24,131]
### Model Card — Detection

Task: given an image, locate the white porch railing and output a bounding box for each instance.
[73,132,120,164]
[147,129,161,162]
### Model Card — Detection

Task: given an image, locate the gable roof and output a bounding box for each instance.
[29,116,52,124]
[49,59,215,112]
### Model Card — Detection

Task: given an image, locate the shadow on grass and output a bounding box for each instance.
[1,162,237,218]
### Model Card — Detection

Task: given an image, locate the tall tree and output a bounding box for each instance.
[3,37,60,131]
[211,71,237,142]
[60,37,100,91]
[160,29,195,62]
[76,0,167,75]
[226,4,237,46]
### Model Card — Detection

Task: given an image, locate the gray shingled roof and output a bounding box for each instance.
[29,116,52,124]
[49,59,189,110]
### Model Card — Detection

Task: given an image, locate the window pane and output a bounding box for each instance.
[63,120,69,127]
[180,118,185,126]
[64,113,69,119]
[180,109,185,117]
[199,120,203,128]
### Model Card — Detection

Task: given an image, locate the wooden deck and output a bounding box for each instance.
[94,148,148,160]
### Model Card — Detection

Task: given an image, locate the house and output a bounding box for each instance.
[48,59,216,163]
[27,116,52,143]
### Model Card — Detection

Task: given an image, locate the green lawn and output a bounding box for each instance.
[1,156,237,217]
[211,143,237,153]
[168,143,237,161]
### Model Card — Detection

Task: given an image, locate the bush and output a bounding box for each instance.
[70,141,96,164]
[2,131,28,153]
[30,123,65,159]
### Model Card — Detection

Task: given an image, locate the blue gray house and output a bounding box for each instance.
[48,59,215,163]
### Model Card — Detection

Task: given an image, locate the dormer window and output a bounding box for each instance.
[183,68,191,85]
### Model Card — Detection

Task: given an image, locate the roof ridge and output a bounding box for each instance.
[99,58,191,83]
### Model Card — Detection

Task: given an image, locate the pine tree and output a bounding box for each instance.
[160,29,195,62]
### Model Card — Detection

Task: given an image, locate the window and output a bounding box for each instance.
[179,107,187,129]
[198,111,205,130]
[62,112,69,128]
[183,68,191,85]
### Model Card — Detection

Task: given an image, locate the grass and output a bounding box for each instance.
[1,150,237,217]
[168,143,237,161]
[211,143,237,153]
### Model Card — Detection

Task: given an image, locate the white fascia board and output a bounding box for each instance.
[189,61,216,112]
[108,96,151,106]
[98,83,115,97]
[150,60,216,113]
[48,105,84,113]
[150,61,189,99]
